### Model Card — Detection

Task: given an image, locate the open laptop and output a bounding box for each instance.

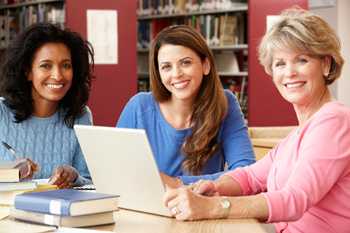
[74,125,171,217]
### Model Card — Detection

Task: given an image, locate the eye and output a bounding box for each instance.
[180,59,192,66]
[160,64,171,71]
[39,63,52,69]
[274,61,285,68]
[297,57,308,64]
[62,62,72,69]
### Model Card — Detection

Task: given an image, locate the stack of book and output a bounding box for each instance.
[0,160,40,205]
[11,189,119,227]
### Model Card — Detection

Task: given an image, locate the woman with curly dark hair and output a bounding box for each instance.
[0,23,94,188]
[117,25,255,187]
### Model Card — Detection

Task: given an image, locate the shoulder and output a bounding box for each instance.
[312,101,350,125]
[223,90,239,106]
[123,92,156,112]
[301,101,350,141]
[0,97,12,119]
[75,106,93,125]
[128,92,154,105]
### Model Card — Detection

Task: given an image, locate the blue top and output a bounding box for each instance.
[0,98,91,186]
[117,90,255,184]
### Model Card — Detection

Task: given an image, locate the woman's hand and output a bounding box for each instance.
[49,165,78,189]
[15,158,39,179]
[164,186,221,221]
[159,172,183,189]
[190,179,219,196]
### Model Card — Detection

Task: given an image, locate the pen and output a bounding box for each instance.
[1,141,20,159]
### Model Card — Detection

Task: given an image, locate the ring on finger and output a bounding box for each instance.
[171,206,180,215]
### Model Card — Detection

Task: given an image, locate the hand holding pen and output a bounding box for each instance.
[1,141,39,179]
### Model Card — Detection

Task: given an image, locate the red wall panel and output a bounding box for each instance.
[65,0,137,126]
[248,0,308,126]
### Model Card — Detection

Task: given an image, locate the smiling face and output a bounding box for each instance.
[271,49,330,107]
[157,44,210,103]
[28,42,73,112]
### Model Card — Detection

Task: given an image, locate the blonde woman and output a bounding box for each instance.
[164,8,350,233]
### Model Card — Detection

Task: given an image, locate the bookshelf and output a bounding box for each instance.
[137,0,249,119]
[0,0,64,49]
[0,0,137,126]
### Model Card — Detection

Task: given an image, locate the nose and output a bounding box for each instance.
[171,65,183,78]
[286,64,297,77]
[51,67,63,81]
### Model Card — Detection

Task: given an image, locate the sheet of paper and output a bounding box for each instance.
[0,206,10,220]
[0,219,56,233]
[87,9,118,64]
[266,15,280,31]
[56,227,111,233]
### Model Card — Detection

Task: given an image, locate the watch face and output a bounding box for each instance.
[221,198,231,209]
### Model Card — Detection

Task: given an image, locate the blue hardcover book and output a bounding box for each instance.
[14,189,119,216]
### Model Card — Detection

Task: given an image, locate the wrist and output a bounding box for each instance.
[218,196,231,219]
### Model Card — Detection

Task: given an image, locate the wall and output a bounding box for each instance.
[248,0,307,126]
[310,0,350,107]
[65,0,137,126]
[336,0,350,107]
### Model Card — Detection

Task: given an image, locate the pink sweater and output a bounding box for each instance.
[227,102,350,233]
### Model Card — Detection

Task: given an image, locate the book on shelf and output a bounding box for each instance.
[0,183,57,206]
[137,0,247,16]
[214,51,239,74]
[10,208,115,227]
[14,189,119,216]
[219,14,238,46]
[0,3,65,48]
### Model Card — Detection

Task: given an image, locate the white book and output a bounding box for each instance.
[10,208,115,227]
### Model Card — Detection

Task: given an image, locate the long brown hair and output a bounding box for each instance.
[149,25,227,175]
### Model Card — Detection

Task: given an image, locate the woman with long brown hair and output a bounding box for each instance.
[117,25,254,187]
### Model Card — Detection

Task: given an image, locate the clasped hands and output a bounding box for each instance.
[16,159,78,189]
[160,172,221,221]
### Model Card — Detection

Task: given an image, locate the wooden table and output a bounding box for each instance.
[91,209,270,233]
[1,207,271,233]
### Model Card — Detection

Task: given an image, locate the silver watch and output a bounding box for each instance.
[220,196,231,218]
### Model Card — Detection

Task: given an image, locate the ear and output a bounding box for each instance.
[202,58,211,76]
[322,56,332,76]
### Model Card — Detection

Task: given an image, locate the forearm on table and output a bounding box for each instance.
[214,174,243,196]
[209,194,269,221]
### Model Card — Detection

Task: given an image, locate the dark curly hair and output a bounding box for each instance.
[0,23,94,128]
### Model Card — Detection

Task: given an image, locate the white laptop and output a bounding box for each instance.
[74,125,171,217]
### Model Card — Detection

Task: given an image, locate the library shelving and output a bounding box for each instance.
[0,0,64,49]
[0,0,137,126]
[137,0,249,119]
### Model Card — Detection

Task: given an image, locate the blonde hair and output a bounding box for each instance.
[258,7,344,84]
[149,25,227,175]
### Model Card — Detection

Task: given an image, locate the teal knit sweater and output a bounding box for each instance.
[0,98,91,185]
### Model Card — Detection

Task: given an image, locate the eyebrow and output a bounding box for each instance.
[38,58,72,63]
[159,56,193,65]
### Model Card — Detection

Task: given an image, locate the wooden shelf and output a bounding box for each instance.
[138,3,247,20]
[219,71,248,77]
[137,44,248,53]
[0,0,63,10]
[137,71,248,77]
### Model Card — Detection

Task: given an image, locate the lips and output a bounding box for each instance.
[45,83,64,89]
[172,80,190,89]
[284,81,306,88]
